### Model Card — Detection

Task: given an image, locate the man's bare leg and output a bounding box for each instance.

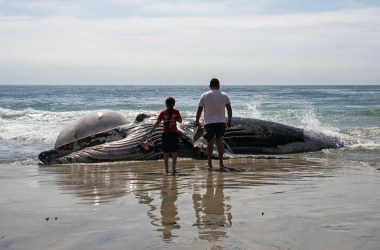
[207,138,215,169]
[216,136,225,169]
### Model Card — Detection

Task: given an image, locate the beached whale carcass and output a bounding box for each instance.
[38,110,344,165]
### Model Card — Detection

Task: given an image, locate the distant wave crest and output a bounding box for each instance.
[0,107,35,119]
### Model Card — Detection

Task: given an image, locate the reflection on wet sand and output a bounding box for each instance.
[193,171,232,241]
[40,165,133,204]
[159,175,180,240]
[136,174,181,241]
[39,157,335,242]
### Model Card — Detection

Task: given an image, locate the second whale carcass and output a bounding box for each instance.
[38,110,344,165]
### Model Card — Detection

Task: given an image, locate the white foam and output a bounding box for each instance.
[243,100,264,120]
[0,108,84,143]
[0,108,152,145]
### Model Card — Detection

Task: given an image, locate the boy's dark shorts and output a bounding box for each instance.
[203,123,226,142]
[162,132,179,152]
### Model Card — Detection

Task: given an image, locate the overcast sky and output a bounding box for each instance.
[0,0,379,85]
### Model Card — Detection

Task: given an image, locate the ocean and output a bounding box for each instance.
[1,85,379,165]
[1,85,379,249]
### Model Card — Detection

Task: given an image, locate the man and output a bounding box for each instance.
[195,78,232,170]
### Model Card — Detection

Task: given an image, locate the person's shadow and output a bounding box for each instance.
[192,171,232,241]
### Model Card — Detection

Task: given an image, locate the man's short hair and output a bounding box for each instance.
[210,78,220,88]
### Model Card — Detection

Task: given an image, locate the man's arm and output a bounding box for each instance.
[226,103,232,128]
[195,106,203,127]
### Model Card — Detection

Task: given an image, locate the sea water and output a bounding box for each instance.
[0,85,379,249]
[1,85,379,165]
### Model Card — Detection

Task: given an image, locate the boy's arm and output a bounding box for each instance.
[148,118,162,134]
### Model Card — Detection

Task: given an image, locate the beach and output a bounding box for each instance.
[1,154,379,249]
[1,0,379,247]
[1,85,379,249]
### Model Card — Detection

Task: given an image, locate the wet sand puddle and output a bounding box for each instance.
[1,156,379,249]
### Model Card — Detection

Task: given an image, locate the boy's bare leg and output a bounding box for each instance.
[171,152,177,174]
[164,152,169,174]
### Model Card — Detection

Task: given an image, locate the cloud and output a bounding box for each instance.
[0,5,379,84]
[1,0,380,18]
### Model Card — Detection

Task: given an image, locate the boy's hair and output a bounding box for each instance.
[165,97,175,131]
[165,97,175,107]
[209,78,220,88]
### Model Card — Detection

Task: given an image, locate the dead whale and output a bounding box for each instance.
[38,110,345,165]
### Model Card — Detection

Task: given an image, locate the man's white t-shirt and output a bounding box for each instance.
[198,90,230,125]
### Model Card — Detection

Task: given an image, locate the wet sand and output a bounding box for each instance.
[1,156,380,249]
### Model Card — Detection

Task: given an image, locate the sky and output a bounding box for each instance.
[0,0,379,85]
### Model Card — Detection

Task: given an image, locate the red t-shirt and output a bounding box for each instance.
[158,109,181,133]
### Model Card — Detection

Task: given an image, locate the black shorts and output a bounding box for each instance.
[162,132,179,153]
[203,123,226,142]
